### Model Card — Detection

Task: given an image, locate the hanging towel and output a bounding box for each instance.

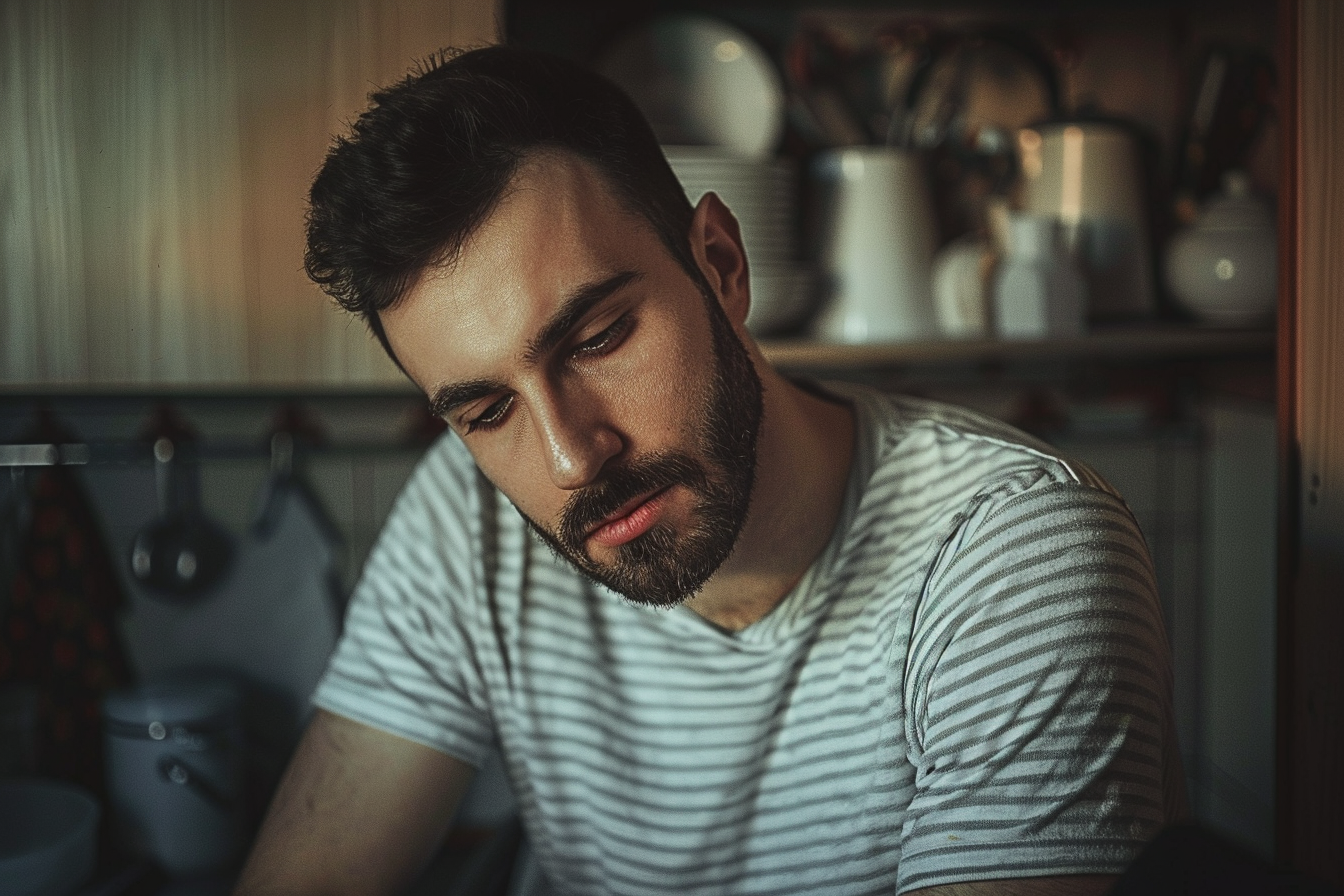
[0,460,133,797]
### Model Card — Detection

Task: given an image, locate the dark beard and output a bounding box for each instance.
[521,290,763,608]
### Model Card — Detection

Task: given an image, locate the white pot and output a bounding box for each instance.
[1164,171,1277,326]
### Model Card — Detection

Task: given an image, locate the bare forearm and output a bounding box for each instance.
[233,710,472,896]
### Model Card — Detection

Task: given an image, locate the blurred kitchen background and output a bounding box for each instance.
[0,0,1296,892]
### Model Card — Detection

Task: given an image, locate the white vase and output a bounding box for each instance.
[993,214,1087,340]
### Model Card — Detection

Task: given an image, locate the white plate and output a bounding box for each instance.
[747,268,813,336]
[600,16,785,159]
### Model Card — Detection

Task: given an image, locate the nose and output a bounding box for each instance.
[531,385,623,491]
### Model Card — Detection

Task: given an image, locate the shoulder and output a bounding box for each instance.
[833,382,1111,496]
[349,430,499,604]
[380,430,491,539]
[822,383,1126,564]
[907,470,1166,737]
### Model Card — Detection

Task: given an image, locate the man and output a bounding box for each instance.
[236,45,1184,896]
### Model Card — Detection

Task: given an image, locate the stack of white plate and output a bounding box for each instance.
[663,146,812,336]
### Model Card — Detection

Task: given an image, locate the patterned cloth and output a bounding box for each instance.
[1,462,131,796]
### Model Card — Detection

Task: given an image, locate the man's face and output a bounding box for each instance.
[381,153,762,607]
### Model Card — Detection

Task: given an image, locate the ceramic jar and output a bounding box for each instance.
[993,214,1087,340]
[933,235,992,339]
[1164,170,1277,325]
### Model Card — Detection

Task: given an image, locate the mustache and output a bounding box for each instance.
[556,451,708,550]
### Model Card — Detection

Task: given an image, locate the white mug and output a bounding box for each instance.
[810,147,938,343]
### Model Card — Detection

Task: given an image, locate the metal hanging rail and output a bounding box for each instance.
[0,434,432,468]
[0,444,93,467]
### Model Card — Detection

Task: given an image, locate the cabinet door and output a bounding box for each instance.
[0,0,497,387]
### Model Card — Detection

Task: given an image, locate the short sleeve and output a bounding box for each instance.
[312,439,496,768]
[896,479,1179,893]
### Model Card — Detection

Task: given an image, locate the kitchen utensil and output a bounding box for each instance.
[1017,119,1156,320]
[0,778,100,896]
[784,24,880,146]
[892,27,1060,242]
[112,427,342,752]
[1164,170,1276,325]
[993,213,1086,340]
[898,28,1059,152]
[1171,47,1277,224]
[103,678,246,877]
[598,14,785,159]
[810,146,938,344]
[129,437,232,598]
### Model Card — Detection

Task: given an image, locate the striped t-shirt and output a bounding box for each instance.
[314,382,1181,894]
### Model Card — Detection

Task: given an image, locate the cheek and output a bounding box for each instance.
[474,447,563,525]
[604,336,703,446]
[618,304,715,436]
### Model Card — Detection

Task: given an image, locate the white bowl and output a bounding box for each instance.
[0,779,100,896]
[747,268,813,336]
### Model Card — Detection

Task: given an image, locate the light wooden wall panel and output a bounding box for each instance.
[1283,0,1344,882]
[0,0,499,387]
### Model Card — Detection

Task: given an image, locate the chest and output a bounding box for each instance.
[480,534,922,893]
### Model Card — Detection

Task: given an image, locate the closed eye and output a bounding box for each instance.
[464,395,513,434]
[572,313,633,359]
[461,313,632,435]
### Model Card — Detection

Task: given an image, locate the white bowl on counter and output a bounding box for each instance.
[0,778,100,896]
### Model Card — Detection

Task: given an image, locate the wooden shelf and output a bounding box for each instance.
[760,325,1275,370]
[0,327,1275,395]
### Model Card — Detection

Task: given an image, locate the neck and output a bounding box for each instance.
[683,355,855,632]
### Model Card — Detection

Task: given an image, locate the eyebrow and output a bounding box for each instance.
[427,270,643,421]
[523,270,643,364]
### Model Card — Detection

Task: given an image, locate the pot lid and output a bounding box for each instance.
[1200,170,1275,232]
[102,678,239,726]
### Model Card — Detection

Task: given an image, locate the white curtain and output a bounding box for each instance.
[1,0,496,386]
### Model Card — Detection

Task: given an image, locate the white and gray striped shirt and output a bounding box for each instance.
[314,382,1180,894]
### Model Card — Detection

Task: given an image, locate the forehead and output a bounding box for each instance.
[384,153,668,382]
[446,152,648,290]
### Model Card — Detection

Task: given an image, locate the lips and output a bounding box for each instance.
[555,452,705,552]
[585,487,670,548]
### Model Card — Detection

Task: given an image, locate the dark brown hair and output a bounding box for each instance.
[304,45,698,364]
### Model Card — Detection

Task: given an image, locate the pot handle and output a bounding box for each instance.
[157,755,232,810]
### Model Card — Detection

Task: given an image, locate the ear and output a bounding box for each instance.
[688,192,751,328]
